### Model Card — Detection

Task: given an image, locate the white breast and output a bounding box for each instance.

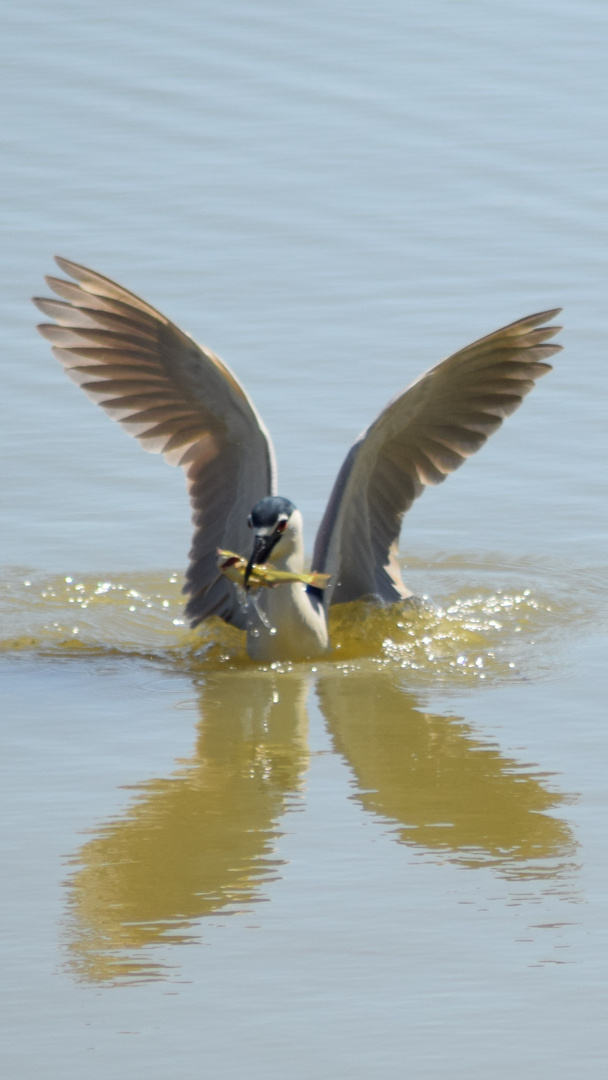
[246,583,329,662]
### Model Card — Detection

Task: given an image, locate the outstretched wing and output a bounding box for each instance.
[34,257,276,628]
[312,310,562,606]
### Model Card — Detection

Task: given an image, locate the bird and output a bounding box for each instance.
[33,258,562,662]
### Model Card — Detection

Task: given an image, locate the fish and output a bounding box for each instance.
[217,550,331,591]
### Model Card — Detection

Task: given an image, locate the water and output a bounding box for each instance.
[2,1,608,1076]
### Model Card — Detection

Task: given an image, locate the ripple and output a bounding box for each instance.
[1,553,606,684]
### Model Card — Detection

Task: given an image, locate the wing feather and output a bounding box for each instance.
[34,258,277,628]
[313,310,562,606]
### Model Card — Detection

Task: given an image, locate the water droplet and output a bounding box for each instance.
[269,627,277,636]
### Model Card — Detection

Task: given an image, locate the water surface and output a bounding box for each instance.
[1,1,607,1077]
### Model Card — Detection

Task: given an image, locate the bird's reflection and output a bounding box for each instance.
[64,667,576,983]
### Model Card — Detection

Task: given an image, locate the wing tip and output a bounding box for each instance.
[532,306,562,321]
[503,307,564,335]
[53,255,82,277]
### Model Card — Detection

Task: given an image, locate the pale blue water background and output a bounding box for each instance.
[1,1,608,1077]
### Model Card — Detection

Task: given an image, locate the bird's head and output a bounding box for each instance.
[244,496,300,585]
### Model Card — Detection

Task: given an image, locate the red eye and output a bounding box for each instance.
[276,518,288,533]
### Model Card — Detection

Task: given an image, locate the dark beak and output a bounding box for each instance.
[244,533,276,587]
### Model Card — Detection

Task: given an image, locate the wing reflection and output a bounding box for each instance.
[64,670,309,983]
[64,666,576,985]
[317,671,576,875]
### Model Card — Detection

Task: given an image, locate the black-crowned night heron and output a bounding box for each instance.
[34,258,562,662]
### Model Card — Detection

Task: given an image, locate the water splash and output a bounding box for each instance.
[1,553,605,684]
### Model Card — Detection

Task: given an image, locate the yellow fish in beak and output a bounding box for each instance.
[217,550,331,591]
